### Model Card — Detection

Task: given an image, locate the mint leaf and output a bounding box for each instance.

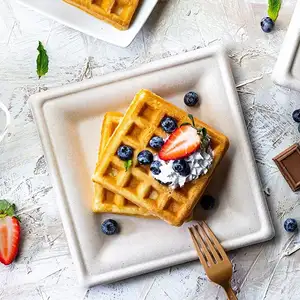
[0,200,16,216]
[268,0,281,21]
[36,41,49,79]
[124,160,132,172]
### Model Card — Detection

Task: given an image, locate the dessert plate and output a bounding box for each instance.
[17,0,158,47]
[29,46,274,287]
[272,0,300,90]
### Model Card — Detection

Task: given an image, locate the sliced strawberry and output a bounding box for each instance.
[0,216,20,265]
[0,200,21,265]
[159,125,201,160]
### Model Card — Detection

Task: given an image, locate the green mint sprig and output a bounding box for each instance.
[124,159,132,172]
[268,0,281,21]
[36,41,49,79]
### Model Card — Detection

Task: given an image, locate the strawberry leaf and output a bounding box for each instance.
[14,215,21,223]
[188,114,195,127]
[0,200,16,217]
[197,128,206,136]
[124,159,132,172]
[268,0,281,21]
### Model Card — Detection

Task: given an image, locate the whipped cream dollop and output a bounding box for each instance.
[152,147,214,189]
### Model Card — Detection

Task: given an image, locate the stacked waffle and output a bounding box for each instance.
[63,0,140,30]
[92,90,229,226]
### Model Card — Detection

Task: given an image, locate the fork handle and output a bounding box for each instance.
[224,285,237,300]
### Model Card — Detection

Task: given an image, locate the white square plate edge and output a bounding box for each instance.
[29,46,274,287]
[17,0,158,47]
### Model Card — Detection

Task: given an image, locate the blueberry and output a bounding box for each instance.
[172,159,191,176]
[117,145,133,161]
[160,116,178,133]
[101,219,119,235]
[149,136,164,149]
[261,17,274,33]
[200,195,215,210]
[137,150,153,165]
[150,161,162,175]
[184,91,199,107]
[292,109,300,123]
[284,218,298,232]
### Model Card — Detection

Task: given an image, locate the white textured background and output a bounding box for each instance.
[1,0,300,299]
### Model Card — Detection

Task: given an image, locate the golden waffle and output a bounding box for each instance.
[93,112,153,216]
[63,0,140,30]
[93,90,229,226]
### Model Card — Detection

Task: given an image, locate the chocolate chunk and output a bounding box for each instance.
[273,143,300,192]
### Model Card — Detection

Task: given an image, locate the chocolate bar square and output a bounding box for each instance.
[273,143,300,192]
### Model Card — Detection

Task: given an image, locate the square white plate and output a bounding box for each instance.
[29,46,274,287]
[272,0,300,90]
[17,0,158,47]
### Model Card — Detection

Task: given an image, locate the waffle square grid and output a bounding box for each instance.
[93,112,154,216]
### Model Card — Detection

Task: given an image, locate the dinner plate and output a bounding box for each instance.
[272,0,300,90]
[17,0,158,47]
[29,46,274,287]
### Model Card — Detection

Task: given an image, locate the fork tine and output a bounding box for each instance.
[189,225,214,267]
[201,221,228,260]
[197,222,222,262]
[188,227,208,267]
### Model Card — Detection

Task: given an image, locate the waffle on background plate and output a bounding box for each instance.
[63,0,140,30]
[93,112,154,217]
[93,90,229,226]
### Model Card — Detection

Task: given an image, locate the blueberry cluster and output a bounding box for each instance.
[117,91,202,177]
[151,158,192,177]
[116,117,176,169]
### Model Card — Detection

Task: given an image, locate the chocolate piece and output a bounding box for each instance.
[273,143,300,191]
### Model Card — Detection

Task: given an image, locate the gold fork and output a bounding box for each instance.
[188,222,237,300]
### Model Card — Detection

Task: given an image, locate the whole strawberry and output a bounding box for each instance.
[0,200,21,265]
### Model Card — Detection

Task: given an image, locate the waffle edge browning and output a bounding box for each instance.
[63,0,140,30]
[93,90,229,226]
